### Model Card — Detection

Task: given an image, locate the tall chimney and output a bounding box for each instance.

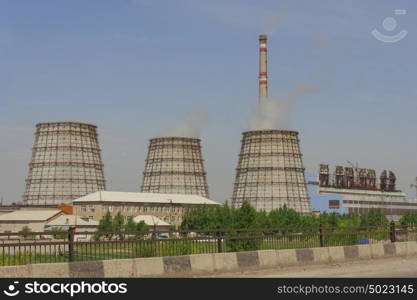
[258,34,268,101]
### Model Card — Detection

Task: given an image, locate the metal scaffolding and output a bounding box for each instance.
[22,122,106,205]
[232,130,311,214]
[141,137,209,197]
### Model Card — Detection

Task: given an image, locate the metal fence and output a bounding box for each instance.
[0,223,415,266]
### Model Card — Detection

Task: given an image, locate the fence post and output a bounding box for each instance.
[217,231,222,253]
[68,226,76,262]
[319,224,325,247]
[390,221,396,243]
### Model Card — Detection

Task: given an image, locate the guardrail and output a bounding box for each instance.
[0,222,415,266]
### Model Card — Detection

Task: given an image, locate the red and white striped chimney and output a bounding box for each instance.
[258,34,268,101]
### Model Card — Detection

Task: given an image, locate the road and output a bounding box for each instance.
[201,256,417,277]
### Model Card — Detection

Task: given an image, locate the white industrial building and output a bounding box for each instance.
[44,214,98,231]
[0,210,63,232]
[133,215,170,231]
[73,191,220,227]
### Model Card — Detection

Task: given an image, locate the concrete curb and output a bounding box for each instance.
[0,241,416,278]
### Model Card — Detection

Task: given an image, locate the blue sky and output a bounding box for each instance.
[0,0,416,207]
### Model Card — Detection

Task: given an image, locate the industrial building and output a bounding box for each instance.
[141,137,209,197]
[44,214,98,232]
[0,209,97,233]
[132,215,170,231]
[0,209,62,232]
[317,164,417,220]
[231,35,311,214]
[73,191,219,227]
[23,122,106,205]
[232,130,311,213]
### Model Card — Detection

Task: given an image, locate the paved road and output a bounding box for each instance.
[202,257,417,277]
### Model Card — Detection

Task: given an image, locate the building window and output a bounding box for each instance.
[81,206,87,212]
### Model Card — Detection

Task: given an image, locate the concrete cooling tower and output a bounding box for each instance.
[141,137,209,197]
[23,122,106,205]
[231,130,311,214]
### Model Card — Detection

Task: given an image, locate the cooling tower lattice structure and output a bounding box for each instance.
[232,130,311,214]
[23,122,106,205]
[141,137,209,197]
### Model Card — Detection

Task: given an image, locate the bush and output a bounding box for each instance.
[225,235,262,252]
[95,213,150,241]
[360,209,388,227]
[399,211,417,226]
[19,226,35,239]
[135,242,157,258]
[50,227,66,239]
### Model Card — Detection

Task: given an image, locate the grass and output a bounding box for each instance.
[0,230,391,266]
[0,252,68,266]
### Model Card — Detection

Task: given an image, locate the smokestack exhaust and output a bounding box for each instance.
[258,34,268,101]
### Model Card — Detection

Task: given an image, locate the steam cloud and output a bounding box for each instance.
[167,112,209,138]
[250,84,316,130]
[260,12,287,35]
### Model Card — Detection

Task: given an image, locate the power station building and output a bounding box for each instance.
[22,122,106,205]
[141,137,209,198]
[317,164,416,220]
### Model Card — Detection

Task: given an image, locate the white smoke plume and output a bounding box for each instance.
[167,112,209,138]
[250,84,316,130]
[260,12,287,35]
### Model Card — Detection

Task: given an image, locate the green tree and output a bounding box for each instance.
[136,220,149,232]
[232,201,260,229]
[19,226,33,239]
[268,205,303,228]
[399,211,417,226]
[51,227,66,239]
[256,210,270,228]
[124,217,137,232]
[318,212,339,227]
[96,211,113,240]
[360,209,388,227]
[112,212,125,231]
[113,212,125,239]
[135,221,150,240]
[181,204,229,231]
[123,217,150,239]
[226,201,263,252]
[20,225,31,233]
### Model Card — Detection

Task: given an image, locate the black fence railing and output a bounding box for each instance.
[0,223,415,266]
